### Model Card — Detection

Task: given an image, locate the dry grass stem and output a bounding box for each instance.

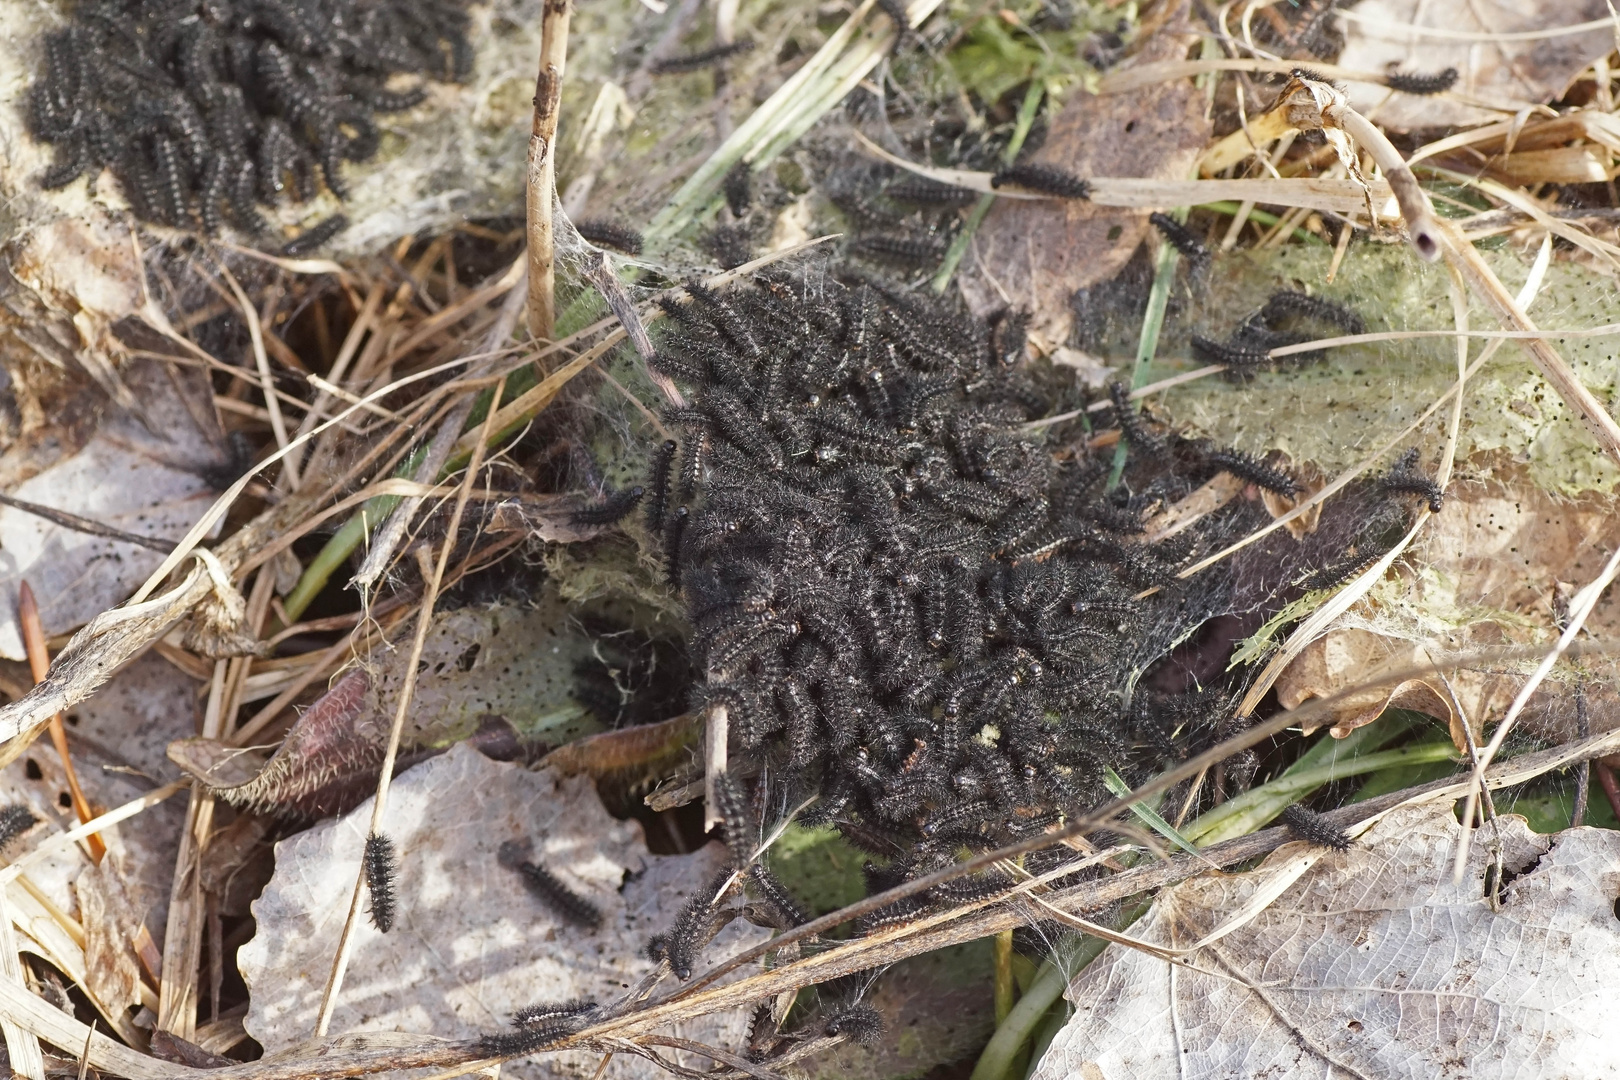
[527,0,573,340]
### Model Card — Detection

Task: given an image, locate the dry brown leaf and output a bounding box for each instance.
[1273,471,1620,743]
[238,743,769,1078]
[1033,802,1620,1079]
[957,19,1210,342]
[1338,0,1615,131]
[72,860,143,1013]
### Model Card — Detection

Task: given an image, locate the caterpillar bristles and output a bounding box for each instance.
[0,805,39,851]
[514,999,598,1026]
[990,164,1091,200]
[1148,212,1209,270]
[650,40,755,74]
[477,1016,584,1058]
[1207,448,1298,498]
[1279,803,1351,850]
[570,485,645,527]
[824,1005,886,1046]
[574,219,644,255]
[364,832,398,933]
[501,844,604,929]
[1387,67,1458,95]
[1381,447,1444,512]
[712,770,757,869]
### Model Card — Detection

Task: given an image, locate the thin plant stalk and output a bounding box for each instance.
[314,376,507,1036]
[527,0,573,341]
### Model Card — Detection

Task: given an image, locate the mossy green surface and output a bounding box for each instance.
[1149,243,1620,497]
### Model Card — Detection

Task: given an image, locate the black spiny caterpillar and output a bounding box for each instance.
[1149,212,1209,271]
[499,842,604,928]
[513,999,599,1026]
[0,806,39,850]
[1381,448,1444,512]
[575,220,645,255]
[1279,803,1352,850]
[364,832,398,933]
[650,41,755,74]
[570,485,645,527]
[1387,68,1459,95]
[1208,448,1298,498]
[25,0,471,235]
[991,164,1091,199]
[282,214,348,256]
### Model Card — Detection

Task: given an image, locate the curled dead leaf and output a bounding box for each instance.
[1274,472,1620,744]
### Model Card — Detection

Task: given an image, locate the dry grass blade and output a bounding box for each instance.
[314,373,507,1036]
[851,130,1401,216]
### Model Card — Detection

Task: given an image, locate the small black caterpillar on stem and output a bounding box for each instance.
[749,863,808,928]
[1386,67,1459,95]
[500,842,604,928]
[513,999,599,1026]
[723,161,751,217]
[1279,803,1351,850]
[1298,547,1389,592]
[478,1016,587,1058]
[570,485,645,527]
[364,832,398,933]
[1381,448,1444,512]
[660,871,735,979]
[991,164,1091,200]
[1191,334,1273,373]
[282,214,348,257]
[1208,448,1298,498]
[884,178,977,205]
[1148,212,1209,271]
[824,1005,886,1045]
[574,219,644,255]
[712,770,757,869]
[0,806,39,850]
[650,41,756,74]
[1108,381,1163,456]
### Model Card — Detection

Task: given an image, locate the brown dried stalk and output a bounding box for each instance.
[17,582,103,862]
[526,0,573,341]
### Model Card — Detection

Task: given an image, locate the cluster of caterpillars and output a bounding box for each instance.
[25,0,472,236]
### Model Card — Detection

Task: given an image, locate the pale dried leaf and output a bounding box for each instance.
[1338,0,1615,130]
[73,860,142,1012]
[0,356,230,661]
[1033,803,1620,1079]
[239,743,769,1078]
[1273,472,1620,742]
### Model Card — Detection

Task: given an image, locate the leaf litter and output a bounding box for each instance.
[238,742,770,1078]
[1032,802,1620,1079]
[0,0,1618,1075]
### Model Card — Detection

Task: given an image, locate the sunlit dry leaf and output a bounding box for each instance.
[1033,803,1620,1079]
[1338,0,1615,131]
[239,743,769,1078]
[0,356,231,661]
[1273,472,1620,742]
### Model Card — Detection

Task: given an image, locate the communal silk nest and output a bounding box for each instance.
[24,0,472,236]
[639,268,1421,911]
